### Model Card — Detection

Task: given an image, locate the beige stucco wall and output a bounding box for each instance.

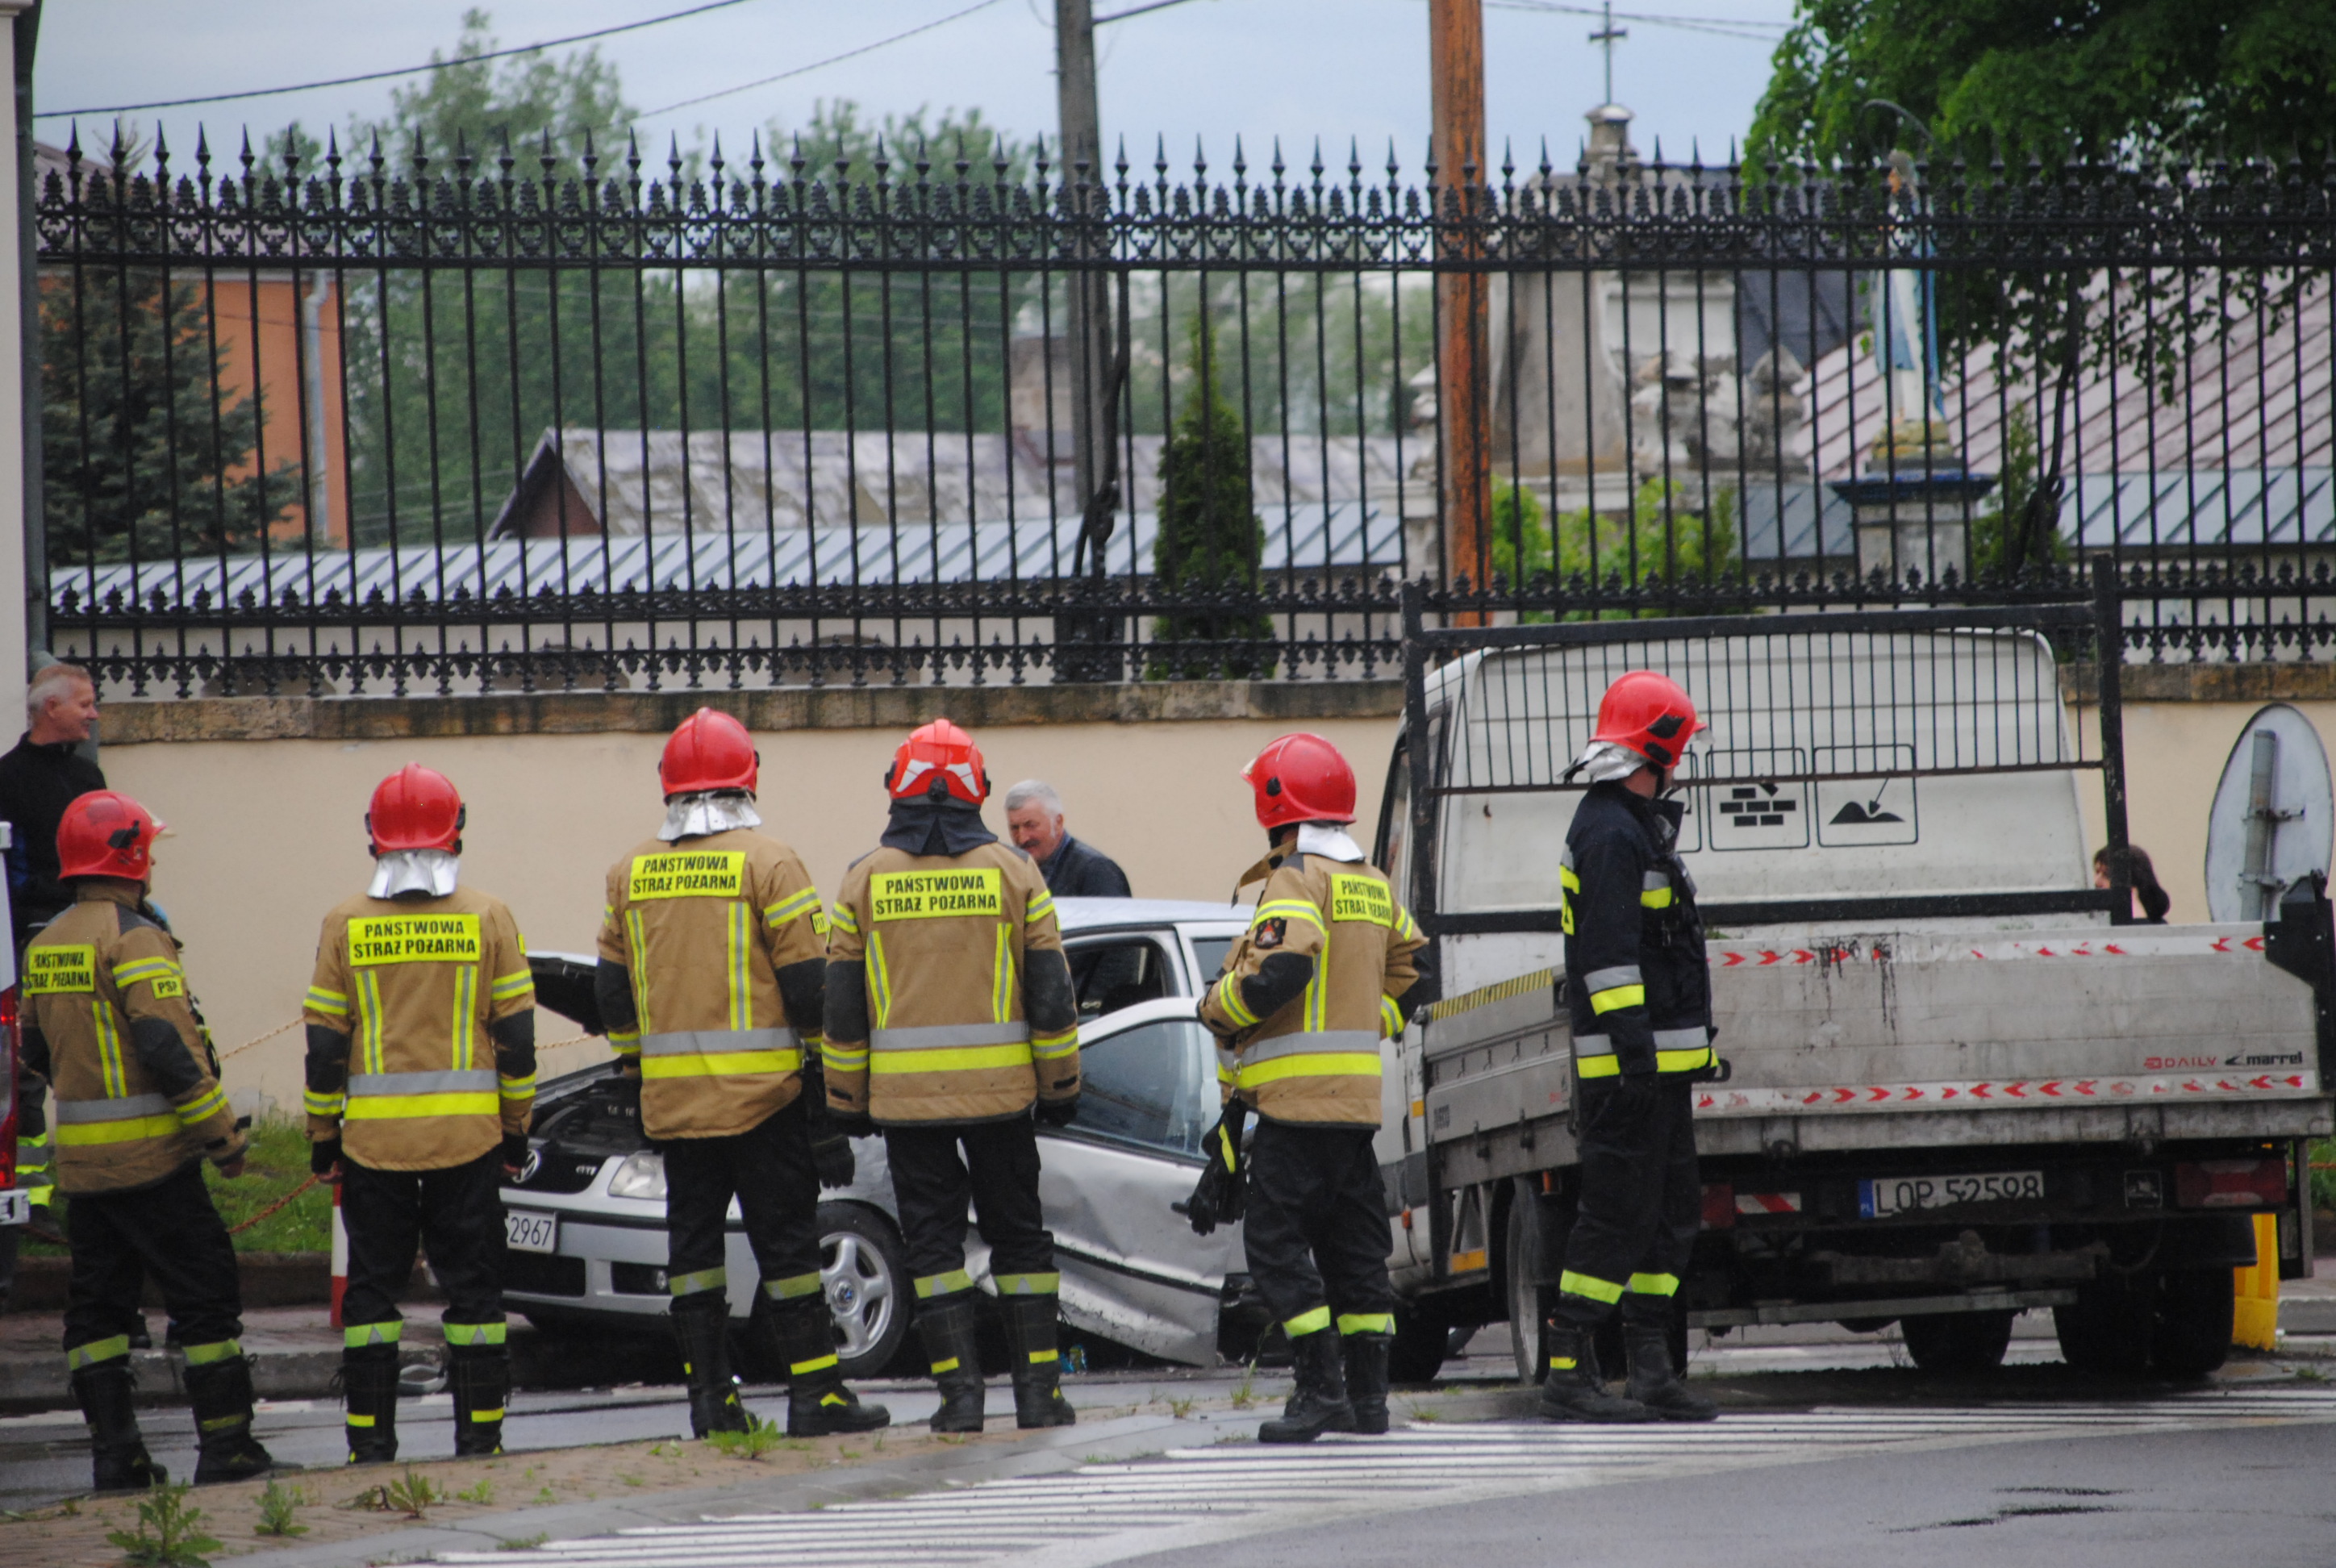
[101,709,1400,1112]
[2070,697,2336,926]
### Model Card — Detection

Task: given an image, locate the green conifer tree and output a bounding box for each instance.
[1150,307,1271,678]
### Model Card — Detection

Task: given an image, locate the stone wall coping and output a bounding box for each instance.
[2060,662,2336,704]
[97,680,1407,744]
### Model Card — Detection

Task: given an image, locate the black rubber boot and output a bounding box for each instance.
[186,1354,281,1483]
[1624,1321,1717,1422]
[1342,1331,1393,1435]
[71,1360,166,1492]
[341,1345,401,1463]
[449,1345,513,1455]
[918,1294,987,1433]
[1536,1320,1654,1424]
[774,1298,890,1437]
[673,1296,751,1439]
[1259,1327,1355,1444]
[1000,1294,1077,1429]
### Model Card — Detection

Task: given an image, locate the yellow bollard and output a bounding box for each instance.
[2232,1211,2280,1352]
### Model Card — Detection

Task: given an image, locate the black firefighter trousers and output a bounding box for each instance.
[1243,1120,1395,1337]
[885,1118,1055,1303]
[341,1149,507,1346]
[63,1161,242,1368]
[662,1095,824,1313]
[1554,1075,1700,1328]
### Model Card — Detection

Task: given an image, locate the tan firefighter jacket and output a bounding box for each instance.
[303,886,536,1171]
[596,828,828,1141]
[24,880,245,1194]
[1199,849,1425,1127]
[824,842,1078,1124]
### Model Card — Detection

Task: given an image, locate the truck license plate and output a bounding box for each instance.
[503,1210,558,1254]
[1859,1170,2042,1218]
[0,1189,28,1227]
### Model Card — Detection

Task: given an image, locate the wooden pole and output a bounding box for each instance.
[1429,0,1487,605]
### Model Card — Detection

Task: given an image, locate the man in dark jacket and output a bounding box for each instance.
[1541,670,1719,1426]
[1005,780,1131,898]
[0,661,106,944]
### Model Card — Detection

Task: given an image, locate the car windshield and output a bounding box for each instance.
[1074,1017,1215,1159]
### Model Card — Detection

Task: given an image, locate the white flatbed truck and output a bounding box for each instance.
[1372,586,2332,1381]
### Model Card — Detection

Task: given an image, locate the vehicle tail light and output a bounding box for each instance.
[2175,1157,2285,1208]
[1700,1182,1735,1230]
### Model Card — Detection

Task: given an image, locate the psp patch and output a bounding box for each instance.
[1253,917,1288,950]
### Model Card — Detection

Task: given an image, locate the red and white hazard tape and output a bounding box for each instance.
[1736,1191,1801,1214]
[1695,1070,2317,1117]
[1711,928,2271,968]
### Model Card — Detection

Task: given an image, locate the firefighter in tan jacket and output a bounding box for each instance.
[26,791,275,1491]
[824,719,1082,1432]
[303,765,536,1463]
[594,708,888,1440]
[1199,734,1429,1444]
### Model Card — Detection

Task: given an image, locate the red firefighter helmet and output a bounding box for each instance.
[1590,671,1706,769]
[660,707,758,797]
[1243,732,1357,829]
[886,719,988,805]
[367,764,465,855]
[56,790,165,882]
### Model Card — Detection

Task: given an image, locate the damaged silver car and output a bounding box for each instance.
[503,899,1267,1375]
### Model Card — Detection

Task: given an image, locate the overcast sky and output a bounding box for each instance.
[33,0,1796,184]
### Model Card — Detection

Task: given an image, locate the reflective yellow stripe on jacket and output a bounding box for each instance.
[53,1092,179,1147]
[343,1069,499,1120]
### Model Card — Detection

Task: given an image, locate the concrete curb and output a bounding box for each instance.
[0,1345,346,1412]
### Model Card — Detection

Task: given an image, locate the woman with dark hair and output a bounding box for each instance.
[2094,844,2171,924]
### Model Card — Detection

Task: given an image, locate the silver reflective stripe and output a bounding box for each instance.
[1641,871,1670,890]
[1654,1028,1710,1050]
[1573,1034,1615,1057]
[56,1092,172,1124]
[1240,1029,1379,1062]
[639,1027,799,1057]
[870,1022,1032,1052]
[1582,965,1643,994]
[348,1070,498,1098]
[1559,848,1574,869]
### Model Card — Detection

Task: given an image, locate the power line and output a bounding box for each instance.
[35,0,771,119]
[1484,0,1787,42]
[632,0,1009,122]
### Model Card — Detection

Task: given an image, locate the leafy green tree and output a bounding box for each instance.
[1751,0,2336,170]
[1491,477,1739,619]
[1151,310,1272,675]
[42,266,293,565]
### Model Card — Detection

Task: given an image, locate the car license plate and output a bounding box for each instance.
[503,1210,558,1254]
[1859,1170,2043,1218]
[0,1189,28,1227]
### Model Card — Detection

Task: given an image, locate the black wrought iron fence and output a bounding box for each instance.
[32,126,2336,698]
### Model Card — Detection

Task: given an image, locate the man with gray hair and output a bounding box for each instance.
[1004,779,1131,898]
[1,661,106,944]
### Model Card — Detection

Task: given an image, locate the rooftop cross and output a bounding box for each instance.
[1589,0,1628,106]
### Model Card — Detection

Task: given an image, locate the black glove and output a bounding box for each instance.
[811,1130,857,1188]
[830,1107,876,1139]
[499,1132,530,1173]
[310,1136,342,1177]
[1036,1095,1081,1128]
[1178,1103,1249,1235]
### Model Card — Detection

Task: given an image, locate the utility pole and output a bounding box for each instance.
[1429,0,1487,600]
[1055,0,1115,569]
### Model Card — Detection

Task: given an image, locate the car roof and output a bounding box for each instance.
[1055,896,1250,933]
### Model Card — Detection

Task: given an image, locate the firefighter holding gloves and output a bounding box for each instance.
[1199,734,1427,1444]
[28,791,277,1490]
[304,765,537,1462]
[824,719,1082,1432]
[594,708,888,1441]
[1541,671,1719,1424]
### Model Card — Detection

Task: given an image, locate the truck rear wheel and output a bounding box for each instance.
[1505,1185,1547,1385]
[1900,1309,2014,1374]
[2151,1267,2234,1378]
[2054,1276,2155,1375]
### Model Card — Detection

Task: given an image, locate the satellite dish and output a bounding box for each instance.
[2204,703,2334,922]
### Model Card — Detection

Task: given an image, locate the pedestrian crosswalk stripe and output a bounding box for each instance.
[445,1388,2336,1568]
